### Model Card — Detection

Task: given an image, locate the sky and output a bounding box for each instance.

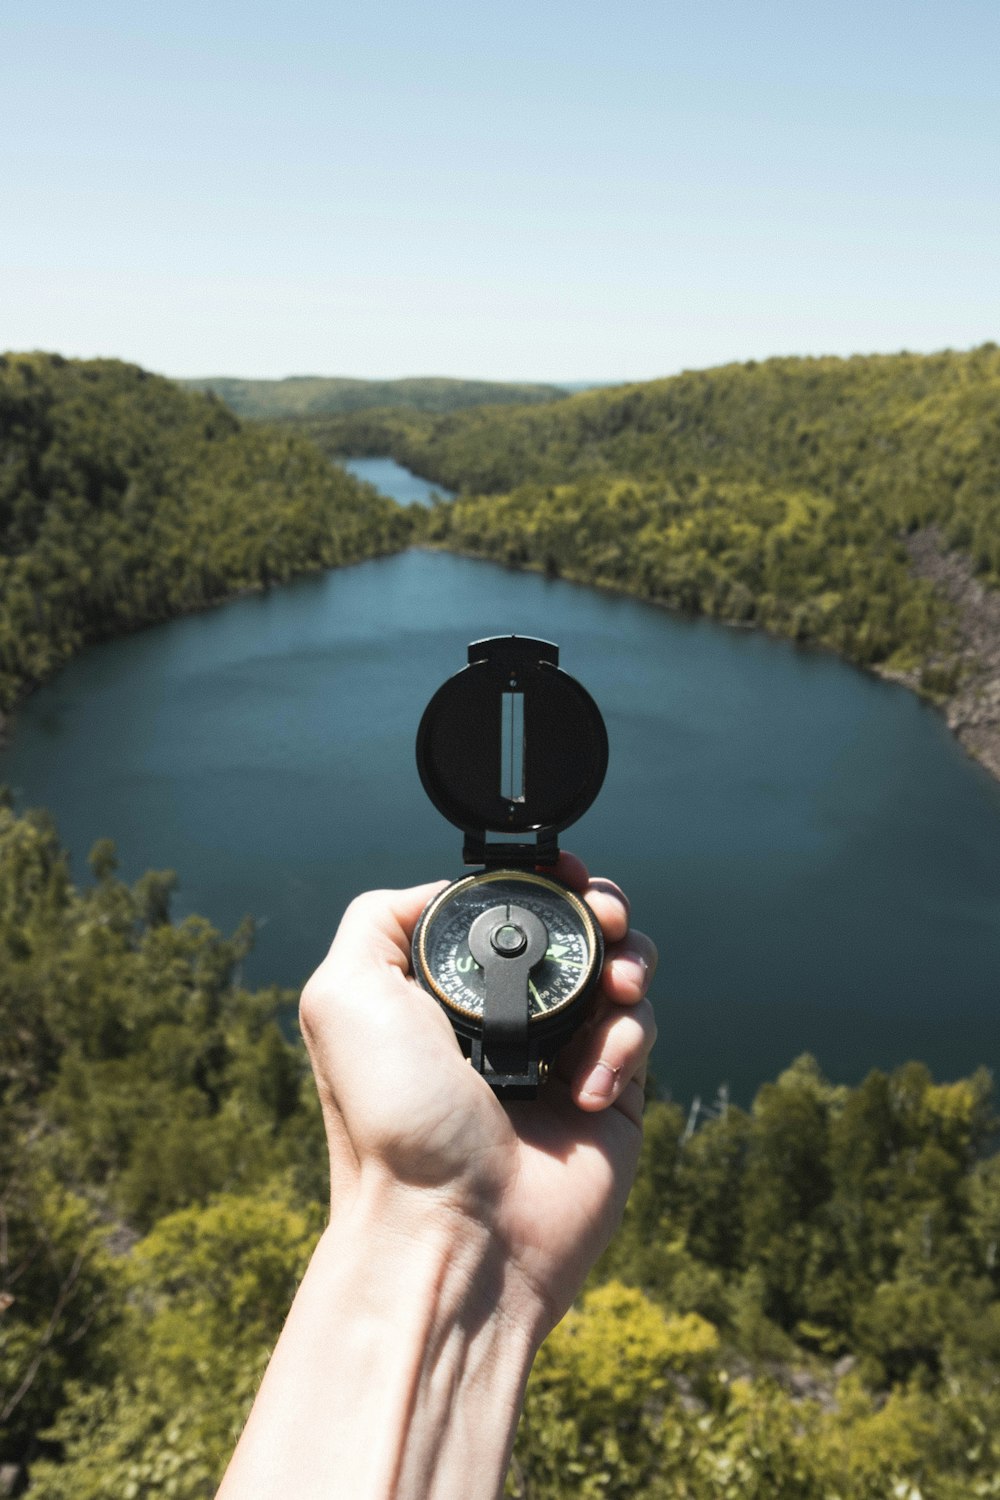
[2,0,998,382]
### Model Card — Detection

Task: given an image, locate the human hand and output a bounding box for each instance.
[299,852,658,1340]
[220,858,657,1500]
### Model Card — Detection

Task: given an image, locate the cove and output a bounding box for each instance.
[4,547,1000,1105]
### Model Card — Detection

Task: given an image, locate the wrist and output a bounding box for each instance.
[219,1172,542,1500]
[340,1165,552,1343]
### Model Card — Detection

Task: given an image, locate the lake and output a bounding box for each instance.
[4,543,1000,1105]
[339,455,454,506]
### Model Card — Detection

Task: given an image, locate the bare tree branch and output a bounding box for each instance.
[0,1246,86,1425]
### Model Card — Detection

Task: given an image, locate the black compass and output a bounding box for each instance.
[411,636,608,1099]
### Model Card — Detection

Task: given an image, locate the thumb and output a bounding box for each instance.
[299,880,472,1148]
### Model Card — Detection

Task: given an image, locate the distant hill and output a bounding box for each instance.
[9,347,1000,770]
[0,354,410,716]
[314,347,1000,513]
[178,374,569,419]
[309,346,1000,752]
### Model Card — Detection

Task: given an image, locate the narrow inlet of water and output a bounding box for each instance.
[338,455,454,506]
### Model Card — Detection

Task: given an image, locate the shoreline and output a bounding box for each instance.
[416,541,1000,788]
[4,537,999,789]
[0,542,412,753]
[882,528,1000,783]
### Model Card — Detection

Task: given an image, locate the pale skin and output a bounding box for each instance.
[217,852,658,1500]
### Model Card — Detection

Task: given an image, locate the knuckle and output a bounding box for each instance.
[343,889,386,923]
[298,972,331,1041]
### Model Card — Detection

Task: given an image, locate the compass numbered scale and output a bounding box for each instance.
[412,636,609,1099]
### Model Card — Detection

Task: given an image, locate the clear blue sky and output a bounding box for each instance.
[2,0,998,381]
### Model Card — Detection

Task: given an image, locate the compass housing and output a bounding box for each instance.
[412,637,608,1098]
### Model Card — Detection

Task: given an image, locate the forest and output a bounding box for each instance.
[3,348,1000,1494]
[179,373,568,419]
[0,353,412,717]
[1,803,999,1497]
[10,346,999,720]
[305,344,1000,690]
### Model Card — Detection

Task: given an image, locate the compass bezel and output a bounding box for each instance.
[412,869,603,1032]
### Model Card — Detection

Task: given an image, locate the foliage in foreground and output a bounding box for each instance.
[514,1285,1000,1499]
[0,799,326,1484]
[1,805,998,1496]
[26,1195,318,1500]
[519,1056,1000,1497]
[0,353,412,712]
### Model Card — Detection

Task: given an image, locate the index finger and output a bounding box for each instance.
[550,851,630,945]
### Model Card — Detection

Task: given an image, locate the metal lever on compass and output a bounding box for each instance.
[467,903,548,1095]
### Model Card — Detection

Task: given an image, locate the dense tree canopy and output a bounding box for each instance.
[0,353,412,712]
[2,806,998,1496]
[180,374,568,419]
[308,344,1000,686]
[4,348,1000,1492]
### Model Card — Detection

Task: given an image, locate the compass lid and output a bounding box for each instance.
[416,636,608,866]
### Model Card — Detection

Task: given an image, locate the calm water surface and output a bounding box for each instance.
[339,456,454,506]
[5,549,1000,1103]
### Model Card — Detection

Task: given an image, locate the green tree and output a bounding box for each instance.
[28,1193,319,1500]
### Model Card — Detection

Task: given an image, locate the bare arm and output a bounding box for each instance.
[218,854,657,1500]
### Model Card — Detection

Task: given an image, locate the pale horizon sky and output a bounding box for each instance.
[3,1,998,383]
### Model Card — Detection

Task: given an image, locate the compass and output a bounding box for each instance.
[411,636,608,1099]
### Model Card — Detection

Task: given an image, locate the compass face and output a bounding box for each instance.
[414,871,601,1025]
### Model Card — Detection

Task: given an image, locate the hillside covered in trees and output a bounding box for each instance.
[0,354,412,720]
[179,373,568,419]
[4,348,1000,1492]
[308,346,1000,708]
[2,803,999,1497]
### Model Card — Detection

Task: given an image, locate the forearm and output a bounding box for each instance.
[217,1177,542,1500]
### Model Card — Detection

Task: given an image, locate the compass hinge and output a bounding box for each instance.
[463,829,559,868]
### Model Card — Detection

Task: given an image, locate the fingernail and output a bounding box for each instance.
[580,1061,619,1100]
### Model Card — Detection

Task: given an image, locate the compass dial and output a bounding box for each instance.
[414,870,601,1024]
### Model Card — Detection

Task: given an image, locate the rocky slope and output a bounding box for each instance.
[904,527,1000,778]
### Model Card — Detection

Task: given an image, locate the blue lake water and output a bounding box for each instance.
[4,547,1000,1105]
[339,455,454,506]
